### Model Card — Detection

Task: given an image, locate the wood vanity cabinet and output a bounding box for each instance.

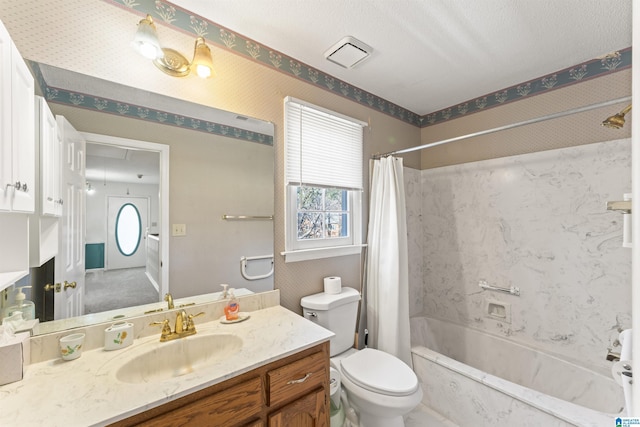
[109,341,329,427]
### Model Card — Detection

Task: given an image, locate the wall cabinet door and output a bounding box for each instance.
[0,19,12,211]
[10,43,35,213]
[37,96,62,216]
[0,19,35,213]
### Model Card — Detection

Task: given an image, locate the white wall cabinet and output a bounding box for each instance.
[0,18,35,290]
[0,19,35,213]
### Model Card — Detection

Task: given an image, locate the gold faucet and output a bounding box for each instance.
[151,310,205,342]
[164,293,174,309]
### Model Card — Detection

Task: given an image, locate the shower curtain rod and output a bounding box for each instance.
[373,96,632,159]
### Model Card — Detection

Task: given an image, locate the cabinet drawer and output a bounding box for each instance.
[142,376,263,426]
[267,351,327,407]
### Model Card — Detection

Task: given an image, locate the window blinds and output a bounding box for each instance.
[285,97,365,190]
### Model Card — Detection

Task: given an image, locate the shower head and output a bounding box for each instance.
[602,104,632,129]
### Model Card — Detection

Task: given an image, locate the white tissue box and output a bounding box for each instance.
[0,331,30,385]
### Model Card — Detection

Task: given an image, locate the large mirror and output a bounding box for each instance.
[22,62,275,335]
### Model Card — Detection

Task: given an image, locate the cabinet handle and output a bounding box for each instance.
[12,182,28,192]
[287,372,313,385]
[47,197,53,201]
[58,199,64,205]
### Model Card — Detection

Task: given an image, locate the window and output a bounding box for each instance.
[283,97,366,262]
[115,203,142,256]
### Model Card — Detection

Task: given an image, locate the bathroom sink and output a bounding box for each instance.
[115,333,243,383]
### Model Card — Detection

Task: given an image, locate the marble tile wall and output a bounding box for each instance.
[404,166,424,318]
[413,138,631,371]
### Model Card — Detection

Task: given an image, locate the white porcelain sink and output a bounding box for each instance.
[115,333,243,383]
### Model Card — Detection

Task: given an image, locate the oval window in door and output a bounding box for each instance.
[115,203,142,256]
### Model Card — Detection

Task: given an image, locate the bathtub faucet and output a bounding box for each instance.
[606,348,621,362]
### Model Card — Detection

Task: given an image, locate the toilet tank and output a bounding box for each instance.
[300,287,361,356]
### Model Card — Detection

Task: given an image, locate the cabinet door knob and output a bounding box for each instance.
[21,182,28,192]
[63,281,77,290]
[14,181,21,190]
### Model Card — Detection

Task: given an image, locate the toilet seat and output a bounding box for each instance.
[340,348,419,397]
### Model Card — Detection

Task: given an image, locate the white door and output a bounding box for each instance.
[54,116,85,320]
[106,196,148,270]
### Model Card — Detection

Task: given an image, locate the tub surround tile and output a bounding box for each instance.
[410,317,623,418]
[404,166,424,318]
[412,346,616,427]
[418,138,631,372]
[0,303,332,426]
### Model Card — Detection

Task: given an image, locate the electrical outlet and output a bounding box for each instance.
[172,224,186,236]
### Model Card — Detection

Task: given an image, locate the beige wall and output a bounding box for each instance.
[420,69,631,169]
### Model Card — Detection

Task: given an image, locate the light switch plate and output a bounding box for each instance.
[172,224,186,236]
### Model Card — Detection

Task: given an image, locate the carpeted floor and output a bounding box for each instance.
[84,267,159,313]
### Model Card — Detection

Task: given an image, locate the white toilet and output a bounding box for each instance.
[301,287,422,427]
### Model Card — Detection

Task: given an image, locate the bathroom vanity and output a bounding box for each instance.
[112,342,329,426]
[0,298,334,427]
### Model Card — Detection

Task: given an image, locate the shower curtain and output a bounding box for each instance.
[365,156,412,367]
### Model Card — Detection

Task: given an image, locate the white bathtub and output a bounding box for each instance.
[410,316,624,427]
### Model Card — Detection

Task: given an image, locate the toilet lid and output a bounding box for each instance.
[340,348,419,396]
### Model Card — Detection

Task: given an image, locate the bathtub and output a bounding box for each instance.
[410,316,624,427]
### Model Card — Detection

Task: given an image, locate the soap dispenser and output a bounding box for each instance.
[5,286,35,321]
[224,288,239,321]
[219,284,229,299]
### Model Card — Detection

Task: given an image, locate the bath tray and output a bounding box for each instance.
[220,313,250,324]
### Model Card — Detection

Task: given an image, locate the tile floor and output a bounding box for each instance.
[404,403,459,427]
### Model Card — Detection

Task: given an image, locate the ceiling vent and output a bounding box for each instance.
[324,36,373,69]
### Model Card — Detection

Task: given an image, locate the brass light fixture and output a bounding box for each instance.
[602,104,632,129]
[132,14,216,79]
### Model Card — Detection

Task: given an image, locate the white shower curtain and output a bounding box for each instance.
[365,156,412,367]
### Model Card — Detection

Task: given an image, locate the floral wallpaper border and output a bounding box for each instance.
[105,0,631,129]
[423,48,631,127]
[29,61,274,146]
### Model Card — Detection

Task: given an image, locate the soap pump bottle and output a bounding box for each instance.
[6,286,35,321]
[224,288,239,321]
[219,284,229,299]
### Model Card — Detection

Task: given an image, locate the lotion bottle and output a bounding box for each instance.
[5,286,35,321]
[224,288,239,321]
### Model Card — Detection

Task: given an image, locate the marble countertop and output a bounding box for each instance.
[0,305,333,427]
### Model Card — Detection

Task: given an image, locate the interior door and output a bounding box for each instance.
[54,116,85,320]
[106,196,148,270]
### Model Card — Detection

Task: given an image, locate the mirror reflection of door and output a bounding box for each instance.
[55,116,86,320]
[107,197,149,269]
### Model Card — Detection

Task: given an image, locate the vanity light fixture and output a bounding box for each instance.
[132,14,216,79]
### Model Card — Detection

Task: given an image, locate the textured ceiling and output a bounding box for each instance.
[171,0,632,115]
[0,0,631,121]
